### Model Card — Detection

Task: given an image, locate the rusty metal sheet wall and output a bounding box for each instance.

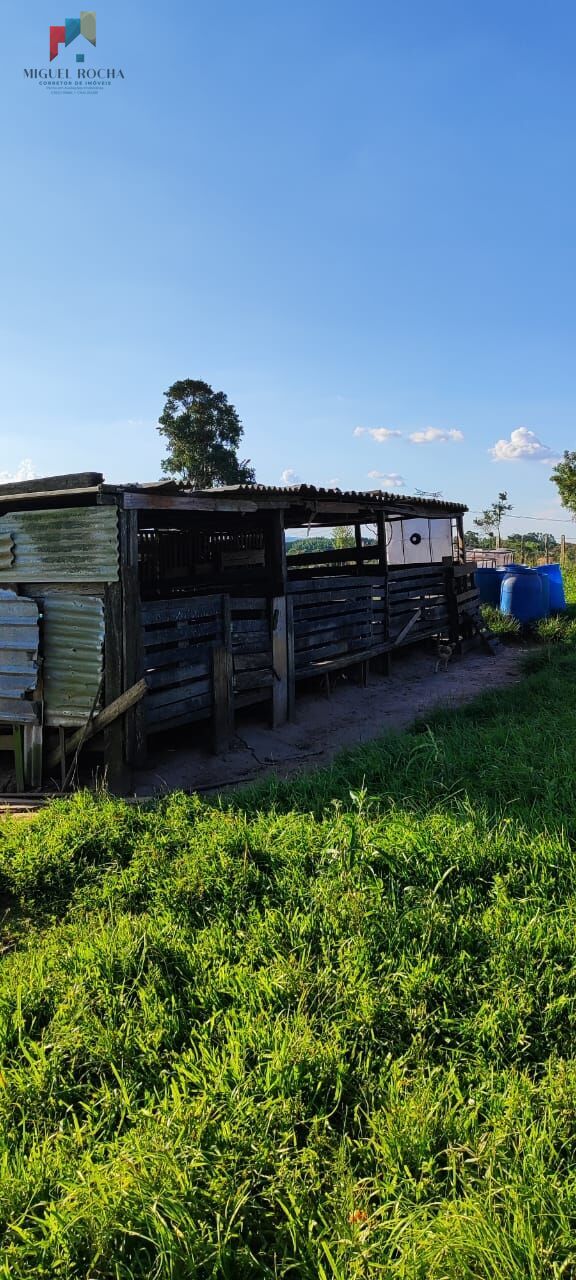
[0,506,118,583]
[0,532,14,573]
[0,591,40,724]
[41,594,105,727]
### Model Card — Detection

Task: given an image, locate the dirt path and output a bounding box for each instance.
[134,642,528,798]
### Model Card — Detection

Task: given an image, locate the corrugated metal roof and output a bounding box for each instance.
[0,591,40,724]
[0,507,119,583]
[0,531,14,571]
[42,594,104,726]
[191,484,468,514]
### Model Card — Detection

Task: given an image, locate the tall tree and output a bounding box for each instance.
[551,451,576,517]
[333,525,355,549]
[474,491,512,547]
[158,380,255,487]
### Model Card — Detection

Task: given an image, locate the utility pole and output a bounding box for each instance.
[560,534,566,567]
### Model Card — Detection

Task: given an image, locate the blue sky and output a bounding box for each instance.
[2,1,575,537]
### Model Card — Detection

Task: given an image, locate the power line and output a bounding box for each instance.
[468,510,573,525]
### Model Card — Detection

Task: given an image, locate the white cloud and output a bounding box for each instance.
[280,468,300,485]
[367,470,405,488]
[326,477,340,487]
[0,459,35,484]
[409,428,464,444]
[353,426,403,441]
[489,427,559,465]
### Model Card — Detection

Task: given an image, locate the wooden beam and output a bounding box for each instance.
[47,679,148,768]
[393,608,422,646]
[122,493,258,513]
[0,471,103,497]
[268,510,287,595]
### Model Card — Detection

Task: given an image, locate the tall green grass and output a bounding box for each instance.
[2,643,576,1274]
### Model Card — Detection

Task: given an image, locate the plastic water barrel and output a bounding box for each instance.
[538,572,550,618]
[476,568,504,606]
[500,569,545,623]
[537,563,566,613]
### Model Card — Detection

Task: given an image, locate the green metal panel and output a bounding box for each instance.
[0,506,118,583]
[0,531,14,572]
[42,594,105,727]
[0,591,40,724]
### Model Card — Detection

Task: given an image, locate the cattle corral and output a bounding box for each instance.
[0,472,484,791]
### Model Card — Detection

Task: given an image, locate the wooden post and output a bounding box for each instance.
[268,510,287,595]
[103,577,125,792]
[456,514,466,563]
[354,523,363,576]
[286,595,295,720]
[120,509,147,769]
[23,721,43,789]
[212,597,234,752]
[12,727,24,792]
[561,534,566,567]
[271,596,288,727]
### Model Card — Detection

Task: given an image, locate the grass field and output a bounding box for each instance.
[2,595,576,1275]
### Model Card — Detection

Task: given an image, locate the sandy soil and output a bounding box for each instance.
[133,641,528,798]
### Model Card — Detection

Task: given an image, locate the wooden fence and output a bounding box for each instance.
[137,564,480,749]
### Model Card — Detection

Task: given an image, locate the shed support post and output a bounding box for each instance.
[104,578,126,793]
[23,722,43,789]
[120,509,147,770]
[456,514,466,563]
[286,595,295,720]
[212,597,234,752]
[271,596,288,727]
[354,523,363,575]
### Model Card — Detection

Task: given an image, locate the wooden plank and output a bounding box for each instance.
[146,704,213,733]
[144,644,212,671]
[212,598,234,751]
[234,671,274,691]
[141,597,223,625]
[123,493,259,512]
[295,623,371,652]
[233,652,272,671]
[392,609,422,647]
[234,688,271,710]
[294,610,370,638]
[0,471,103,497]
[147,663,213,690]
[147,679,212,711]
[147,693,212,726]
[144,620,222,648]
[287,576,377,594]
[230,597,268,611]
[271,596,288,728]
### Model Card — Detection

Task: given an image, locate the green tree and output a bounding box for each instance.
[158,379,255,487]
[474,492,512,547]
[551,451,576,517]
[333,525,355,549]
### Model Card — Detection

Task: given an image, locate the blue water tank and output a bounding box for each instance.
[476,568,504,606]
[538,572,551,618]
[537,563,566,613]
[500,569,546,623]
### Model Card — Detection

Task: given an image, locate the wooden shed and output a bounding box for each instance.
[0,473,481,790]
